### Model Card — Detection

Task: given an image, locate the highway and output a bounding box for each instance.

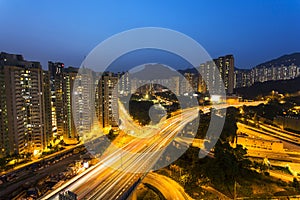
[142,172,193,200]
[244,119,300,145]
[41,101,265,199]
[237,122,300,154]
[42,107,199,199]
[236,121,300,179]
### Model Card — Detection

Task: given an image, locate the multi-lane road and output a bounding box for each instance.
[142,172,193,200]
[41,101,265,199]
[42,106,200,199]
[236,121,300,178]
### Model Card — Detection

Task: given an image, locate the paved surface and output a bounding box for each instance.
[0,152,82,199]
[0,144,80,176]
[200,185,231,200]
[41,101,266,199]
[268,170,294,182]
[142,172,193,200]
[237,122,300,181]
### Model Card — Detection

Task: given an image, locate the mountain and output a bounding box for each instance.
[178,67,199,75]
[130,64,179,80]
[255,53,300,69]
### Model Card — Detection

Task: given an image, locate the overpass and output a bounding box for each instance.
[40,101,265,199]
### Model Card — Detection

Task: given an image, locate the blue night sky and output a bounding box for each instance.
[0,0,299,70]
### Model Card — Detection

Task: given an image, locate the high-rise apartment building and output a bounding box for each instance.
[63,67,78,139]
[234,69,252,88]
[117,72,131,97]
[48,61,64,137]
[171,76,180,95]
[48,62,79,140]
[179,73,198,95]
[234,64,300,89]
[197,75,207,93]
[73,68,96,137]
[251,64,300,84]
[43,70,53,147]
[0,64,10,157]
[97,72,119,128]
[198,60,224,95]
[0,52,48,157]
[213,55,235,94]
[198,55,234,95]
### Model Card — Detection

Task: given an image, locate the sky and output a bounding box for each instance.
[0,0,299,70]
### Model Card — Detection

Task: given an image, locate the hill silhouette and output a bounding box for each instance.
[235,77,300,99]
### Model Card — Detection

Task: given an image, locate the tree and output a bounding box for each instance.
[129,100,154,125]
[210,140,250,197]
[0,158,6,168]
[220,107,238,143]
[202,107,245,191]
[293,178,300,189]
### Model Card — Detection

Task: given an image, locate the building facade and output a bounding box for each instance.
[48,61,64,138]
[198,60,224,95]
[73,68,96,137]
[63,67,78,140]
[213,55,235,94]
[97,72,119,128]
[0,52,48,157]
[234,64,300,89]
[49,62,79,141]
[117,72,131,97]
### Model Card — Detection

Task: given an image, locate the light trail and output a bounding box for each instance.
[40,101,265,199]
